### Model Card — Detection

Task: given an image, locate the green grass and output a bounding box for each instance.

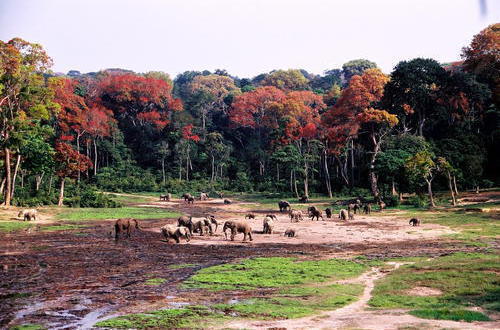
[409,309,490,322]
[183,257,368,291]
[144,278,167,286]
[369,253,500,314]
[95,305,228,329]
[56,207,182,221]
[9,324,46,330]
[0,221,33,232]
[213,283,363,319]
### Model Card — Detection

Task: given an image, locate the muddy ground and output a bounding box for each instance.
[0,195,496,329]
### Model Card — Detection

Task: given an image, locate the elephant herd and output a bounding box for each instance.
[160,192,225,204]
[277,199,372,223]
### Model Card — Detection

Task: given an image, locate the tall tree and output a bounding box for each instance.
[342,59,377,84]
[0,38,56,206]
[259,69,310,91]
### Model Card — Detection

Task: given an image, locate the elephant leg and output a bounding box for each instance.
[175,235,180,243]
[248,232,253,241]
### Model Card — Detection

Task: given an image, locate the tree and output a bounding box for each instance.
[357,108,398,201]
[382,58,447,136]
[260,69,310,91]
[405,150,437,207]
[188,74,240,130]
[205,132,231,182]
[436,157,457,205]
[54,142,93,206]
[342,59,377,84]
[0,38,56,206]
[461,23,500,107]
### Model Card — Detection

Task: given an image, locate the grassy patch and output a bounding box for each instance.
[9,325,45,330]
[144,278,167,286]
[409,309,490,322]
[183,257,368,291]
[0,221,33,232]
[95,305,228,329]
[369,253,500,314]
[56,207,182,221]
[213,283,363,319]
[168,263,197,270]
[106,193,157,205]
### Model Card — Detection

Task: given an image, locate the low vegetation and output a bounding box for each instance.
[56,207,181,221]
[369,253,500,320]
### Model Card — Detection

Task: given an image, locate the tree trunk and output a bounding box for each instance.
[293,170,299,198]
[48,174,53,196]
[58,177,65,207]
[94,139,98,176]
[35,172,45,191]
[161,157,166,185]
[10,153,21,200]
[324,150,333,198]
[453,175,459,196]
[0,178,6,195]
[211,154,215,182]
[290,169,293,194]
[446,171,456,206]
[303,162,309,198]
[426,178,435,207]
[368,134,381,202]
[350,139,354,189]
[276,163,279,183]
[4,148,12,207]
[391,179,397,196]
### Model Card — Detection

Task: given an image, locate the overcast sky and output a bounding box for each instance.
[1,0,498,78]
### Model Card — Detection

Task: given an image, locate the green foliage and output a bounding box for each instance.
[64,187,121,208]
[9,324,46,330]
[144,278,166,286]
[406,195,428,208]
[0,221,33,232]
[183,257,367,291]
[409,309,490,322]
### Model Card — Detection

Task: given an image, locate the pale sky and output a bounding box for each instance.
[1,0,498,78]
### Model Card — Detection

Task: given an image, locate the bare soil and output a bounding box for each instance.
[0,195,497,329]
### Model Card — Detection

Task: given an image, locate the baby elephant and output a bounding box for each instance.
[284,228,297,237]
[262,216,274,234]
[363,204,372,214]
[161,224,191,243]
[325,208,332,218]
[348,210,354,220]
[245,213,256,219]
[224,199,232,204]
[18,209,38,221]
[310,209,323,221]
[223,220,253,241]
[339,209,348,221]
[114,218,140,240]
[192,220,211,236]
[409,218,421,226]
[266,214,278,221]
[289,210,303,222]
[187,196,195,204]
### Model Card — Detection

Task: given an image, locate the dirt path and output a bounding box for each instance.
[221,262,500,330]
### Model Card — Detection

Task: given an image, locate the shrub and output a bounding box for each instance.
[384,195,400,207]
[406,195,428,208]
[65,185,121,208]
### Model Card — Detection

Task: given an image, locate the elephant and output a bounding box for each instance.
[409,218,421,226]
[223,221,253,241]
[278,200,291,212]
[378,200,386,211]
[245,213,256,219]
[200,192,209,201]
[266,214,278,221]
[298,195,309,203]
[114,218,141,240]
[187,196,195,204]
[324,208,332,218]
[307,206,319,216]
[224,199,232,204]
[161,225,191,243]
[284,228,297,237]
[339,209,348,221]
[18,209,38,221]
[205,215,218,232]
[182,193,192,201]
[192,219,211,236]
[262,217,274,234]
[363,204,372,214]
[348,210,354,220]
[309,209,323,221]
[289,210,303,222]
[177,216,194,235]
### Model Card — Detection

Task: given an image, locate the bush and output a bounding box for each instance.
[407,195,428,208]
[65,185,121,208]
[384,195,400,207]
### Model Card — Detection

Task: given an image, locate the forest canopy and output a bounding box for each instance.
[0,23,498,207]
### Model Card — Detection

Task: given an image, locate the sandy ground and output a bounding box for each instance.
[0,192,498,329]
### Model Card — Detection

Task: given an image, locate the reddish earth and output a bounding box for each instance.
[0,196,495,329]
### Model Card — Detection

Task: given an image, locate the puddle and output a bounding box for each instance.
[168,301,190,308]
[227,298,240,304]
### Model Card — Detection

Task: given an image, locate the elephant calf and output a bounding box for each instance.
[192,220,211,236]
[224,199,232,204]
[284,228,297,237]
[18,209,38,221]
[339,209,348,221]
[223,220,253,241]
[409,218,421,226]
[278,200,291,212]
[177,216,194,235]
[245,213,256,219]
[114,218,141,240]
[263,216,274,234]
[289,210,303,222]
[325,208,332,218]
[161,225,191,243]
[363,204,372,214]
[309,209,323,221]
